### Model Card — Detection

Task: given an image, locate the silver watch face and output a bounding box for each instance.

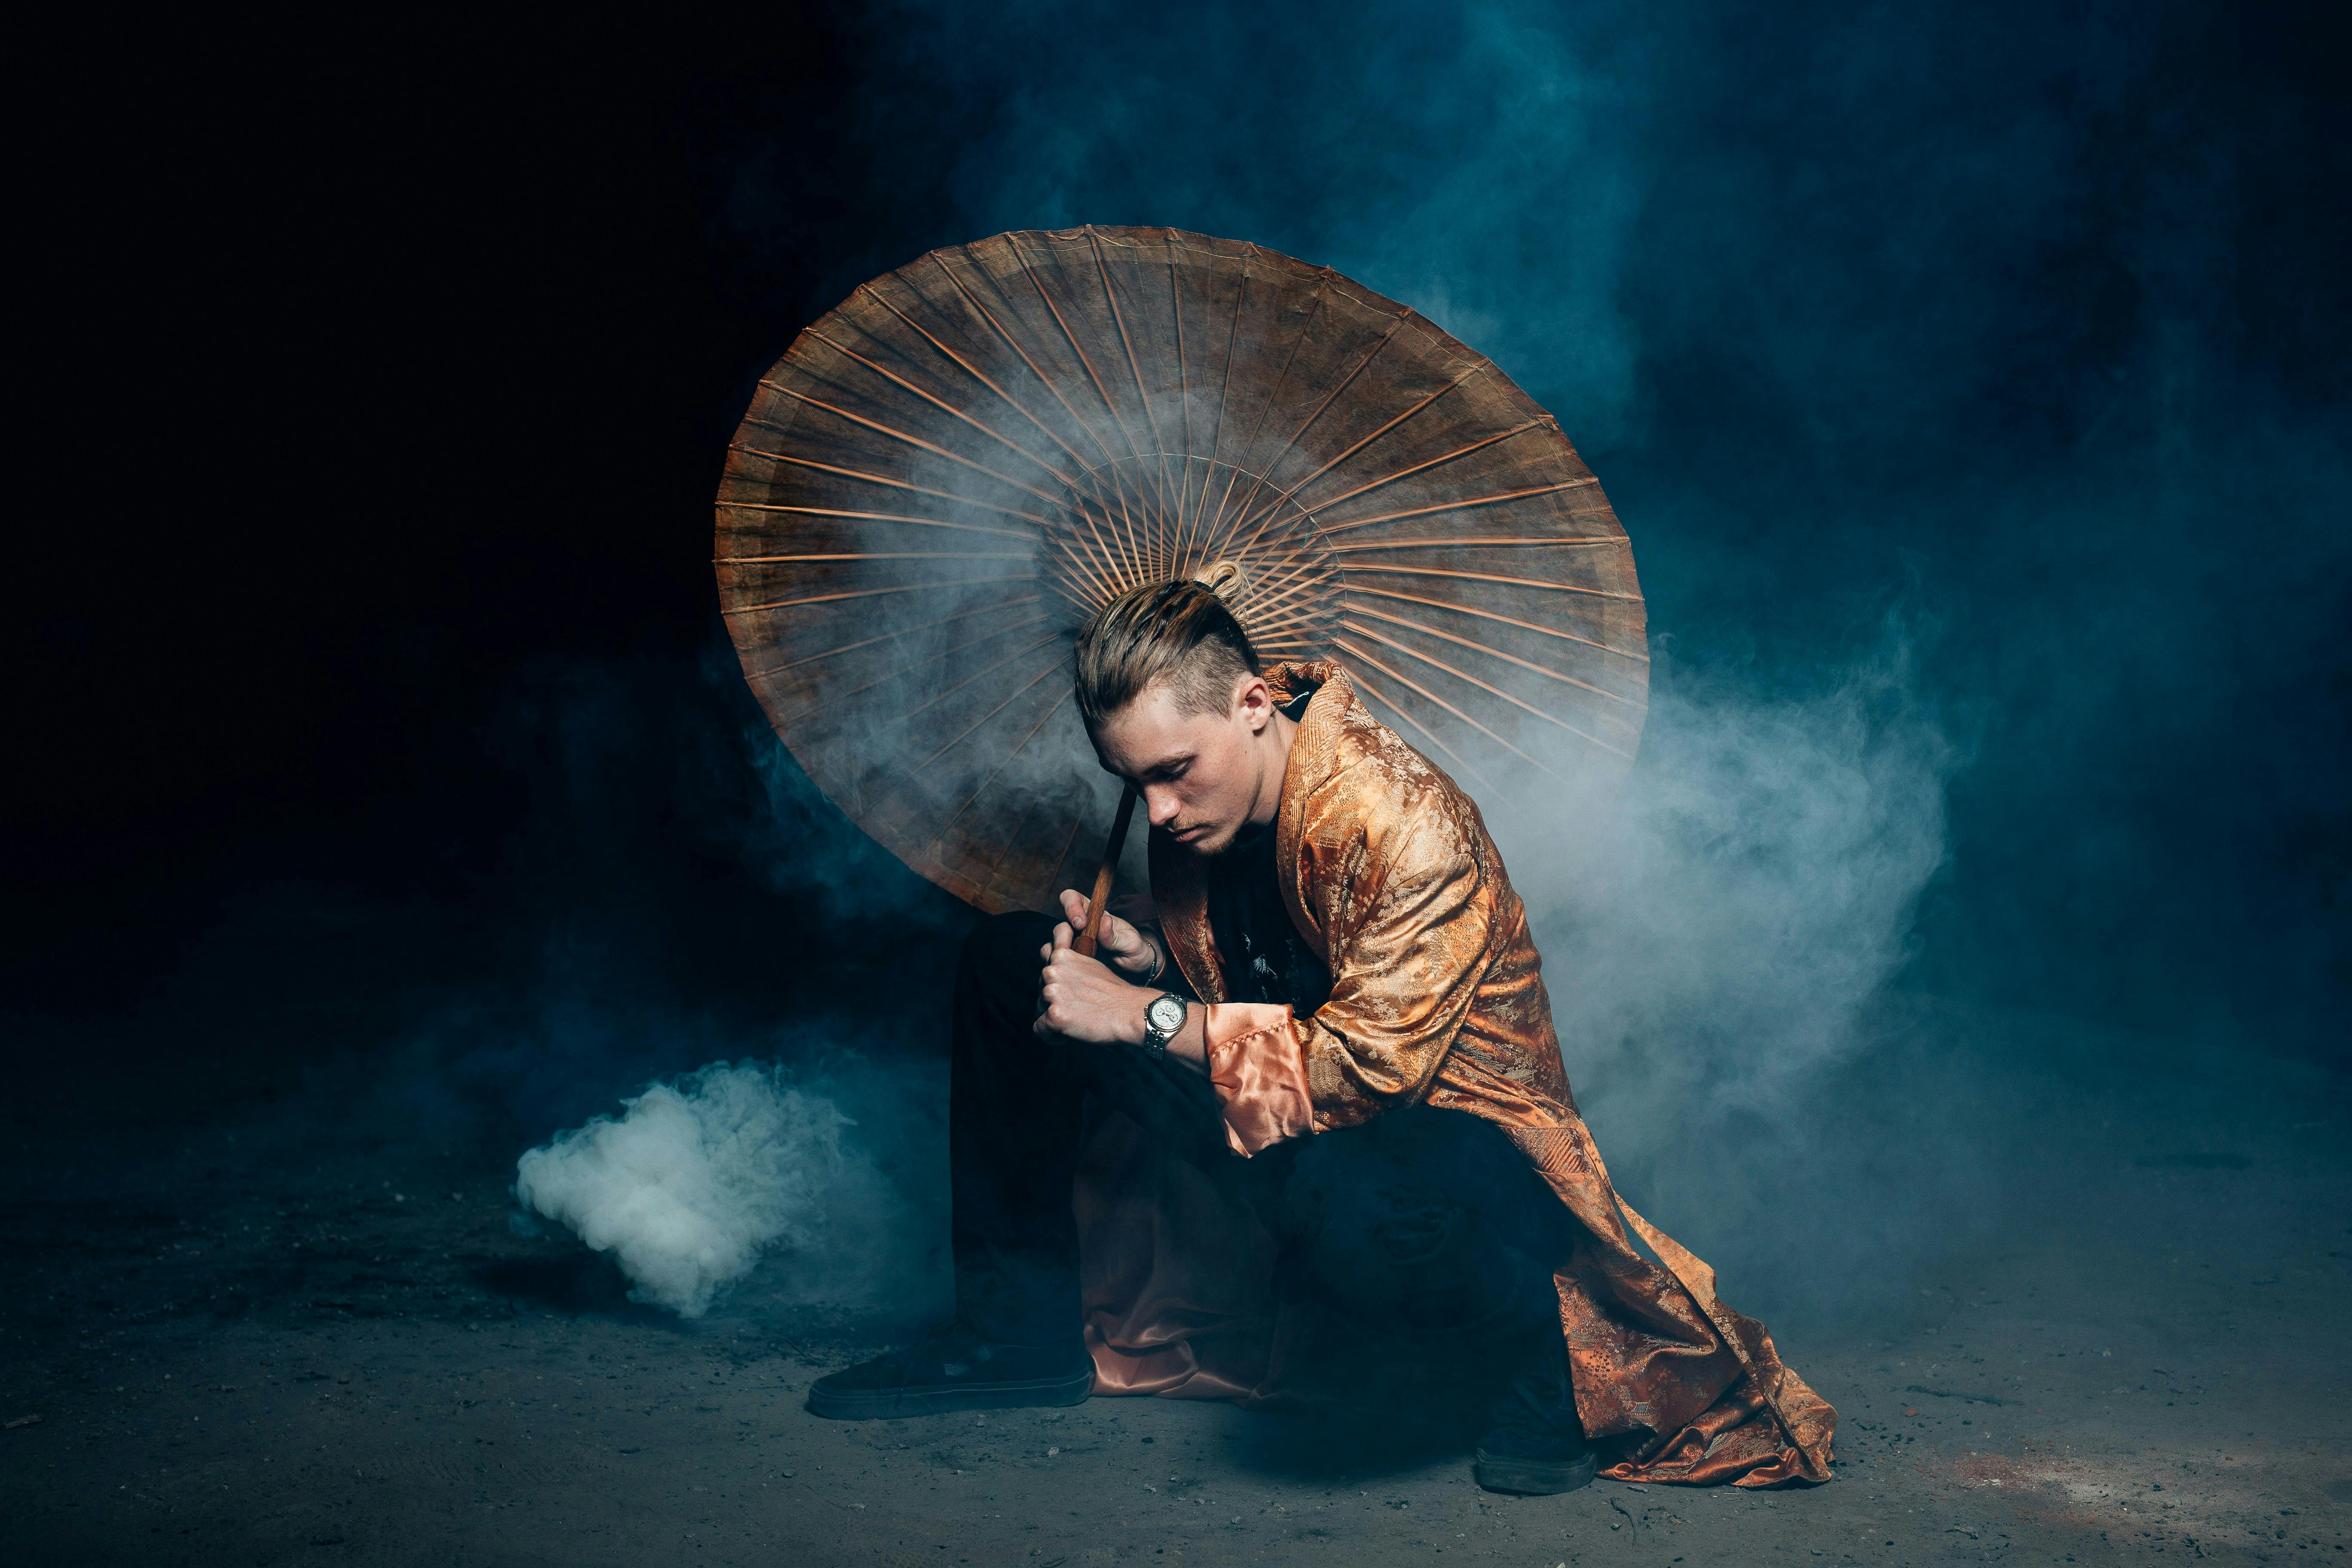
[1145,994,1185,1038]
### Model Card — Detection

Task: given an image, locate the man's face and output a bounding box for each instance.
[1090,674,1279,857]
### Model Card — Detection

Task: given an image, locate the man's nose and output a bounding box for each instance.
[1144,785,1181,827]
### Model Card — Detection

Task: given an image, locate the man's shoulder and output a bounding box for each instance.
[1291,674,1484,864]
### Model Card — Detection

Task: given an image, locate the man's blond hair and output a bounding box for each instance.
[1073,561,1259,726]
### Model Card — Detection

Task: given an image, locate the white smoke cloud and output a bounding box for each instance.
[1531,640,1954,1130]
[513,1061,854,1318]
[1495,634,1958,1307]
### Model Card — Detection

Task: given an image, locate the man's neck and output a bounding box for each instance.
[1246,707,1299,828]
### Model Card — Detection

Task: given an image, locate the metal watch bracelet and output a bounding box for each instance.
[1140,992,1187,1059]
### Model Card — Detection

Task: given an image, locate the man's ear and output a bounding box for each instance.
[1234,672,1272,732]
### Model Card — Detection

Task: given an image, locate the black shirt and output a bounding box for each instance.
[1201,689,1331,1015]
[1204,819,1332,1014]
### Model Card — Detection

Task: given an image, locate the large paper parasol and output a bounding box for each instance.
[716,227,1647,916]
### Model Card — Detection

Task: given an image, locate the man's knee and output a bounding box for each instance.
[1283,1114,1559,1339]
[1292,1190,1520,1331]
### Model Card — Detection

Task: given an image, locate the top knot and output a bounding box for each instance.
[1190,559,1249,600]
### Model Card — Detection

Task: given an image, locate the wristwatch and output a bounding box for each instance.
[1140,992,1188,1060]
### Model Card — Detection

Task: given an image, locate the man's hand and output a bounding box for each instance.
[1044,888,1163,982]
[1034,918,1150,1047]
[1033,896,1210,1074]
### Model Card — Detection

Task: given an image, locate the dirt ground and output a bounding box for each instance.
[6,1010,2349,1567]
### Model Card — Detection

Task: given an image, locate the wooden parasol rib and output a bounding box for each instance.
[716,227,1647,916]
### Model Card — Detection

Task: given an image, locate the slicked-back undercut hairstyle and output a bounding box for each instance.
[1074,561,1260,727]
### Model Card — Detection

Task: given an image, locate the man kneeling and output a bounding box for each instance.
[808,567,1835,1494]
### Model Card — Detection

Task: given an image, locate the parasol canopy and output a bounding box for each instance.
[716,227,1647,915]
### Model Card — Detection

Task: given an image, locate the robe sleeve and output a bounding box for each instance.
[1197,794,1493,1152]
[1201,1002,1316,1156]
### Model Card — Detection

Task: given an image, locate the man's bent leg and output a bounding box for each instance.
[1282,1106,1570,1351]
[1283,1107,1595,1493]
[808,911,1095,1419]
[949,910,1089,1347]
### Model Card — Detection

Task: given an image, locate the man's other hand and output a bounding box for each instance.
[1034,918,1149,1047]
[1045,888,1163,981]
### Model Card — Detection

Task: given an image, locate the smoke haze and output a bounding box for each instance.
[15,0,2339,1340]
[514,1062,853,1317]
[421,0,2339,1320]
[1536,634,1953,1125]
[775,0,2345,1057]
[11,13,2350,1565]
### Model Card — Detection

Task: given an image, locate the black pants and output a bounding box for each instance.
[951,912,1575,1384]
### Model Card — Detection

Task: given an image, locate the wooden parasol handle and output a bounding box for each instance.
[1072,784,1141,959]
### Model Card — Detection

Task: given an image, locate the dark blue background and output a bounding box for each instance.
[11,0,2345,1118]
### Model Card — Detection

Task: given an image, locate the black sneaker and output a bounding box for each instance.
[805,1321,1095,1420]
[1472,1342,1597,1495]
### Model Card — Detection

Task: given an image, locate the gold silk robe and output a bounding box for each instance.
[1074,660,1837,1487]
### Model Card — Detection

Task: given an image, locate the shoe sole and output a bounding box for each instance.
[1473,1448,1599,1496]
[805,1367,1096,1421]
